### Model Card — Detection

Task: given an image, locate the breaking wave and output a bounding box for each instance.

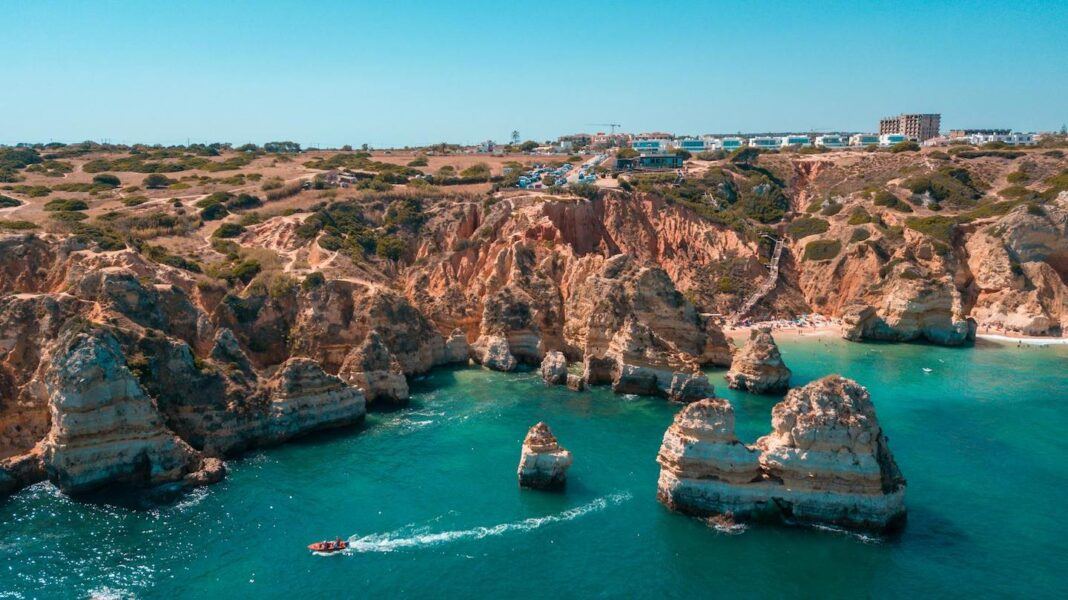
[342,491,632,553]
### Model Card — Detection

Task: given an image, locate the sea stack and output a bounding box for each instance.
[724,328,791,393]
[657,375,906,534]
[517,422,572,490]
[540,350,568,385]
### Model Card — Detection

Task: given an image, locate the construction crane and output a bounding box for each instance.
[588,123,622,134]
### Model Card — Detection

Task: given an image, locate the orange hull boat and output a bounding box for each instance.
[308,540,349,553]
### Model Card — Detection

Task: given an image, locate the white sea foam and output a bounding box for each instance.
[343,491,632,553]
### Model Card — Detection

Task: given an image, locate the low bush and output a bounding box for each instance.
[786,217,829,239]
[850,227,871,243]
[872,190,913,212]
[803,239,841,261]
[44,198,89,211]
[92,173,122,187]
[0,194,21,207]
[905,216,958,243]
[213,222,246,238]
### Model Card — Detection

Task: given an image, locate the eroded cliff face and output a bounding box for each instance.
[657,375,906,534]
[405,194,734,394]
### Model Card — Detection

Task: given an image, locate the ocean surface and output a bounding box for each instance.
[1,335,1066,599]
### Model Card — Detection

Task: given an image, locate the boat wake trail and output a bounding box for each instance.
[344,491,632,553]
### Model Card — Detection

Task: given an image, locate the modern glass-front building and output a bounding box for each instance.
[677,138,709,152]
[815,135,847,148]
[780,135,812,148]
[748,137,781,150]
[720,137,744,151]
[879,134,908,147]
[850,134,880,146]
[632,139,668,154]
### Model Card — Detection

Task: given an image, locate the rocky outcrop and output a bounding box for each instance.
[39,328,202,494]
[540,350,568,385]
[657,375,906,534]
[584,317,712,402]
[470,334,517,371]
[443,328,470,364]
[517,422,572,490]
[338,330,409,406]
[261,358,366,443]
[725,328,791,393]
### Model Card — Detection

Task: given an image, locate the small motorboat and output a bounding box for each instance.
[308,538,349,553]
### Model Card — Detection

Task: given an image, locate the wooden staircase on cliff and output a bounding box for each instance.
[728,236,784,326]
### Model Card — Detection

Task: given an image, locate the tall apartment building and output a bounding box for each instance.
[879,113,941,141]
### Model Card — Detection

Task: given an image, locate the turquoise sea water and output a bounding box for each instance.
[1,336,1066,598]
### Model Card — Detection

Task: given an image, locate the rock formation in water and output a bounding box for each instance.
[657,375,906,533]
[338,330,409,406]
[540,350,568,385]
[517,422,572,490]
[724,328,791,393]
[261,357,366,443]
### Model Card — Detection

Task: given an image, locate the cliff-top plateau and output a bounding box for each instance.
[1,140,1066,498]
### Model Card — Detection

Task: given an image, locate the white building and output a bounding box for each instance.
[676,138,715,153]
[850,134,880,146]
[879,134,908,147]
[780,135,812,148]
[632,139,670,154]
[719,137,745,151]
[748,136,781,150]
[967,132,1037,146]
[815,135,847,148]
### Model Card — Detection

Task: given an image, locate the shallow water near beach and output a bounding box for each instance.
[2,336,1066,598]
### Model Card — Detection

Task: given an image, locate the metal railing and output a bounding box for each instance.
[728,235,783,325]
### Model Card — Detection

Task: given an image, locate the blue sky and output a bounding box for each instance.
[1,0,1065,147]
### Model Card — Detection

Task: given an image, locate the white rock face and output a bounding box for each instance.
[657,376,906,533]
[40,330,199,493]
[517,422,572,490]
[540,350,568,385]
[725,328,791,393]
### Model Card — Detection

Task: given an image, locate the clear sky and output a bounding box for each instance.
[1,0,1065,147]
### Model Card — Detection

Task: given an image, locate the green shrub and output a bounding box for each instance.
[786,217,829,239]
[9,185,50,197]
[850,227,871,243]
[375,235,407,260]
[890,141,920,153]
[122,196,149,207]
[143,173,174,189]
[318,235,344,251]
[803,239,841,261]
[226,193,262,210]
[44,198,89,211]
[213,222,245,238]
[0,219,37,230]
[0,194,21,208]
[302,271,325,290]
[820,202,843,216]
[847,207,873,225]
[200,203,228,221]
[231,260,262,284]
[49,211,88,222]
[92,173,121,187]
[905,216,958,243]
[407,157,428,167]
[872,190,913,212]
